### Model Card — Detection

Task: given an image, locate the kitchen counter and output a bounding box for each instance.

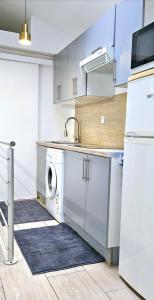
[37,141,123,158]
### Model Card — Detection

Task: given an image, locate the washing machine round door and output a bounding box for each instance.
[47,163,57,199]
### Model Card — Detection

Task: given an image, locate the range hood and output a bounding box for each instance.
[80,46,114,74]
[80,46,115,98]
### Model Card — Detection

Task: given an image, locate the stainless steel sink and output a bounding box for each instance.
[46,141,75,145]
[46,141,84,147]
[45,141,123,151]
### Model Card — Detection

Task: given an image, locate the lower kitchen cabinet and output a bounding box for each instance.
[64,151,87,229]
[64,150,122,264]
[85,155,110,246]
[37,145,47,198]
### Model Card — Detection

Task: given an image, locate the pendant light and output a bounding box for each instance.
[19,0,31,46]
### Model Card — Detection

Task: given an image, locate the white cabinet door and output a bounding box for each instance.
[126,75,154,136]
[119,137,154,300]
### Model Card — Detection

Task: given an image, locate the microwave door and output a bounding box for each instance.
[131,22,154,69]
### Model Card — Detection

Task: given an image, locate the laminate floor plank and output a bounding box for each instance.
[84,262,125,292]
[107,288,142,299]
[18,221,46,230]
[44,220,59,226]
[0,261,58,300]
[46,266,84,278]
[0,280,5,300]
[48,270,109,300]
[0,219,142,300]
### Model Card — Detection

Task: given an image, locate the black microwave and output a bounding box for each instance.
[131,22,154,69]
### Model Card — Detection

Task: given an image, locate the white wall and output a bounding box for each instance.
[38,64,75,141]
[0,59,39,200]
[0,56,75,202]
[31,17,73,54]
[0,16,73,55]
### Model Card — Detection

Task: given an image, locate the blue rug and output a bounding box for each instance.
[0,199,54,225]
[15,223,104,274]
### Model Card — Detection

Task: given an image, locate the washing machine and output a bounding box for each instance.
[45,148,64,223]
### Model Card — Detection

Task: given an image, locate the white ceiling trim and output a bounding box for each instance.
[0,51,53,66]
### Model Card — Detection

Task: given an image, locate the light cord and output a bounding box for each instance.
[25,0,26,23]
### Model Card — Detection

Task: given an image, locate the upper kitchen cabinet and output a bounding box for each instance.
[53,5,116,103]
[53,47,68,103]
[66,5,116,100]
[53,1,144,102]
[115,0,144,86]
[67,35,87,100]
[84,6,116,56]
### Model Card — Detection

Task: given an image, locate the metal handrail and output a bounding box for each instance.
[0,174,9,184]
[0,154,9,160]
[0,190,8,205]
[0,141,16,147]
[0,140,17,265]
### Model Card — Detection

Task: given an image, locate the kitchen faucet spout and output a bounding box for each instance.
[64,117,80,143]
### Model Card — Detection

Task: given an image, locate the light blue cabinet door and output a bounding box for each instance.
[63,151,87,229]
[85,155,110,247]
[115,0,143,86]
[67,35,87,100]
[53,48,68,103]
[37,145,47,197]
[83,6,116,57]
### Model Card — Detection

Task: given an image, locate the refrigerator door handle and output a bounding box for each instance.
[126,131,137,137]
[147,93,154,98]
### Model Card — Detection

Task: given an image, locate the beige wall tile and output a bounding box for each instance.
[75,93,127,148]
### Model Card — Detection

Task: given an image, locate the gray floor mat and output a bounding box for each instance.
[15,223,104,274]
[0,199,54,225]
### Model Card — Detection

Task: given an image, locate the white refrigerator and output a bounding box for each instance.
[119,72,154,300]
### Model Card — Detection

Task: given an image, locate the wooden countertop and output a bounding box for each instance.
[37,141,123,158]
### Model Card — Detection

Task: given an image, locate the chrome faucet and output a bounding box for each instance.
[64,117,80,144]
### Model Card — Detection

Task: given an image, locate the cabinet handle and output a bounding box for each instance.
[73,77,77,96]
[75,77,77,96]
[57,85,59,100]
[73,78,75,96]
[91,47,102,55]
[147,88,154,98]
[82,158,86,181]
[86,159,90,181]
[113,60,116,82]
[57,85,61,101]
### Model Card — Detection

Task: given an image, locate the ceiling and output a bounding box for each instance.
[0,0,119,41]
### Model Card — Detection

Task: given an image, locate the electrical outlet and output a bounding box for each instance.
[100,116,105,124]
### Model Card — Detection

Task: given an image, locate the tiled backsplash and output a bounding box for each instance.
[75,93,127,148]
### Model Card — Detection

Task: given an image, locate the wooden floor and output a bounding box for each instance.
[0,220,142,300]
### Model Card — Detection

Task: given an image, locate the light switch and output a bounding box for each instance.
[100,116,105,124]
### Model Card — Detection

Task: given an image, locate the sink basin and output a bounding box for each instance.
[45,141,123,152]
[46,141,75,145]
[67,144,99,148]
